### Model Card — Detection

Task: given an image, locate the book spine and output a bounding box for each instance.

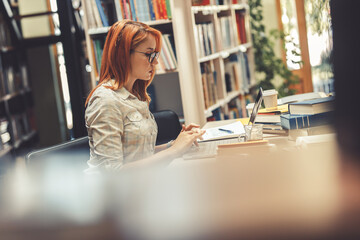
[163,34,177,68]
[281,112,334,130]
[147,0,156,21]
[91,0,103,27]
[114,0,124,20]
[129,0,137,21]
[165,0,171,19]
[95,0,109,26]
[161,0,168,19]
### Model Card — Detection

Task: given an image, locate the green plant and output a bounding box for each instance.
[248,0,299,98]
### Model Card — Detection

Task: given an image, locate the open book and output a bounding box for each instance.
[200,121,245,142]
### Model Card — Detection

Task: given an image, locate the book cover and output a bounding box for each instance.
[156,0,165,19]
[114,0,124,20]
[95,0,110,26]
[129,0,138,21]
[277,91,327,105]
[280,111,334,130]
[151,0,160,20]
[255,113,281,123]
[161,0,168,19]
[258,104,289,114]
[90,0,103,27]
[83,0,97,28]
[165,0,171,19]
[288,96,335,115]
[147,0,156,20]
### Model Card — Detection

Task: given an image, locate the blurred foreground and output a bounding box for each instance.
[0,135,359,240]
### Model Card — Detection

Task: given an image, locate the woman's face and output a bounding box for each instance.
[129,34,158,82]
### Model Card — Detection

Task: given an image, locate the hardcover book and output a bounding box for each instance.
[280,111,334,130]
[288,96,335,115]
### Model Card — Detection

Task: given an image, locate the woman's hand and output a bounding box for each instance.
[182,123,200,132]
[170,128,206,157]
[181,123,202,146]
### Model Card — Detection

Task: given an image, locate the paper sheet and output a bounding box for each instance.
[201,121,245,141]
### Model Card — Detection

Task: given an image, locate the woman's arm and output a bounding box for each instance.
[121,129,205,171]
[154,123,201,153]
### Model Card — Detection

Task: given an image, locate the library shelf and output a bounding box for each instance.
[0,88,31,103]
[172,0,256,124]
[81,0,183,117]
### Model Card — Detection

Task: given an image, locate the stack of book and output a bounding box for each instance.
[254,104,289,135]
[280,96,335,140]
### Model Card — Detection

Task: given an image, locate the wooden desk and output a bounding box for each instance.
[164,119,342,239]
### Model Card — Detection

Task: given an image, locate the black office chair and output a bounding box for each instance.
[152,110,182,145]
[26,110,181,168]
[26,136,90,171]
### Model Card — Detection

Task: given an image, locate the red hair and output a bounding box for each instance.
[85,20,162,106]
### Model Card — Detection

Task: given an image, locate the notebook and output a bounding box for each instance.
[199,87,264,142]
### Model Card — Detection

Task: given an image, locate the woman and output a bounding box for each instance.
[85,20,204,172]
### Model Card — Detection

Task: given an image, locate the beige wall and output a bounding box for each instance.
[260,0,284,87]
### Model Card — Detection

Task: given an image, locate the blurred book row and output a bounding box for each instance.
[84,0,173,29]
[0,92,37,158]
[201,51,251,111]
[192,0,247,6]
[0,53,30,98]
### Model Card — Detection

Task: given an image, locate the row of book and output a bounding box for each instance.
[280,96,335,140]
[201,61,218,109]
[0,16,12,48]
[224,52,251,93]
[235,11,247,44]
[0,54,29,98]
[0,108,36,154]
[192,0,246,6]
[201,51,251,110]
[219,16,237,49]
[194,22,217,57]
[11,111,35,145]
[207,93,252,121]
[156,34,177,72]
[84,0,172,29]
[194,16,242,58]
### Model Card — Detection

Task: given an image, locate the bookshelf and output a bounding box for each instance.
[0,10,37,161]
[80,0,255,125]
[81,0,184,117]
[172,0,256,126]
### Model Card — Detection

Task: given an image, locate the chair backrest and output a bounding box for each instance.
[152,110,182,145]
[26,136,90,170]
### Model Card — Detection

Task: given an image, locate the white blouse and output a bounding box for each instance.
[85,81,158,172]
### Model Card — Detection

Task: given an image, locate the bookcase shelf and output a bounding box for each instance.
[0,7,37,160]
[80,0,255,125]
[81,0,183,117]
[171,0,256,125]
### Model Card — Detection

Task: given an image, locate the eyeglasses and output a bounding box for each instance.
[132,50,160,63]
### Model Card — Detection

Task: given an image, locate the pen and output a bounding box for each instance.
[218,128,234,134]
